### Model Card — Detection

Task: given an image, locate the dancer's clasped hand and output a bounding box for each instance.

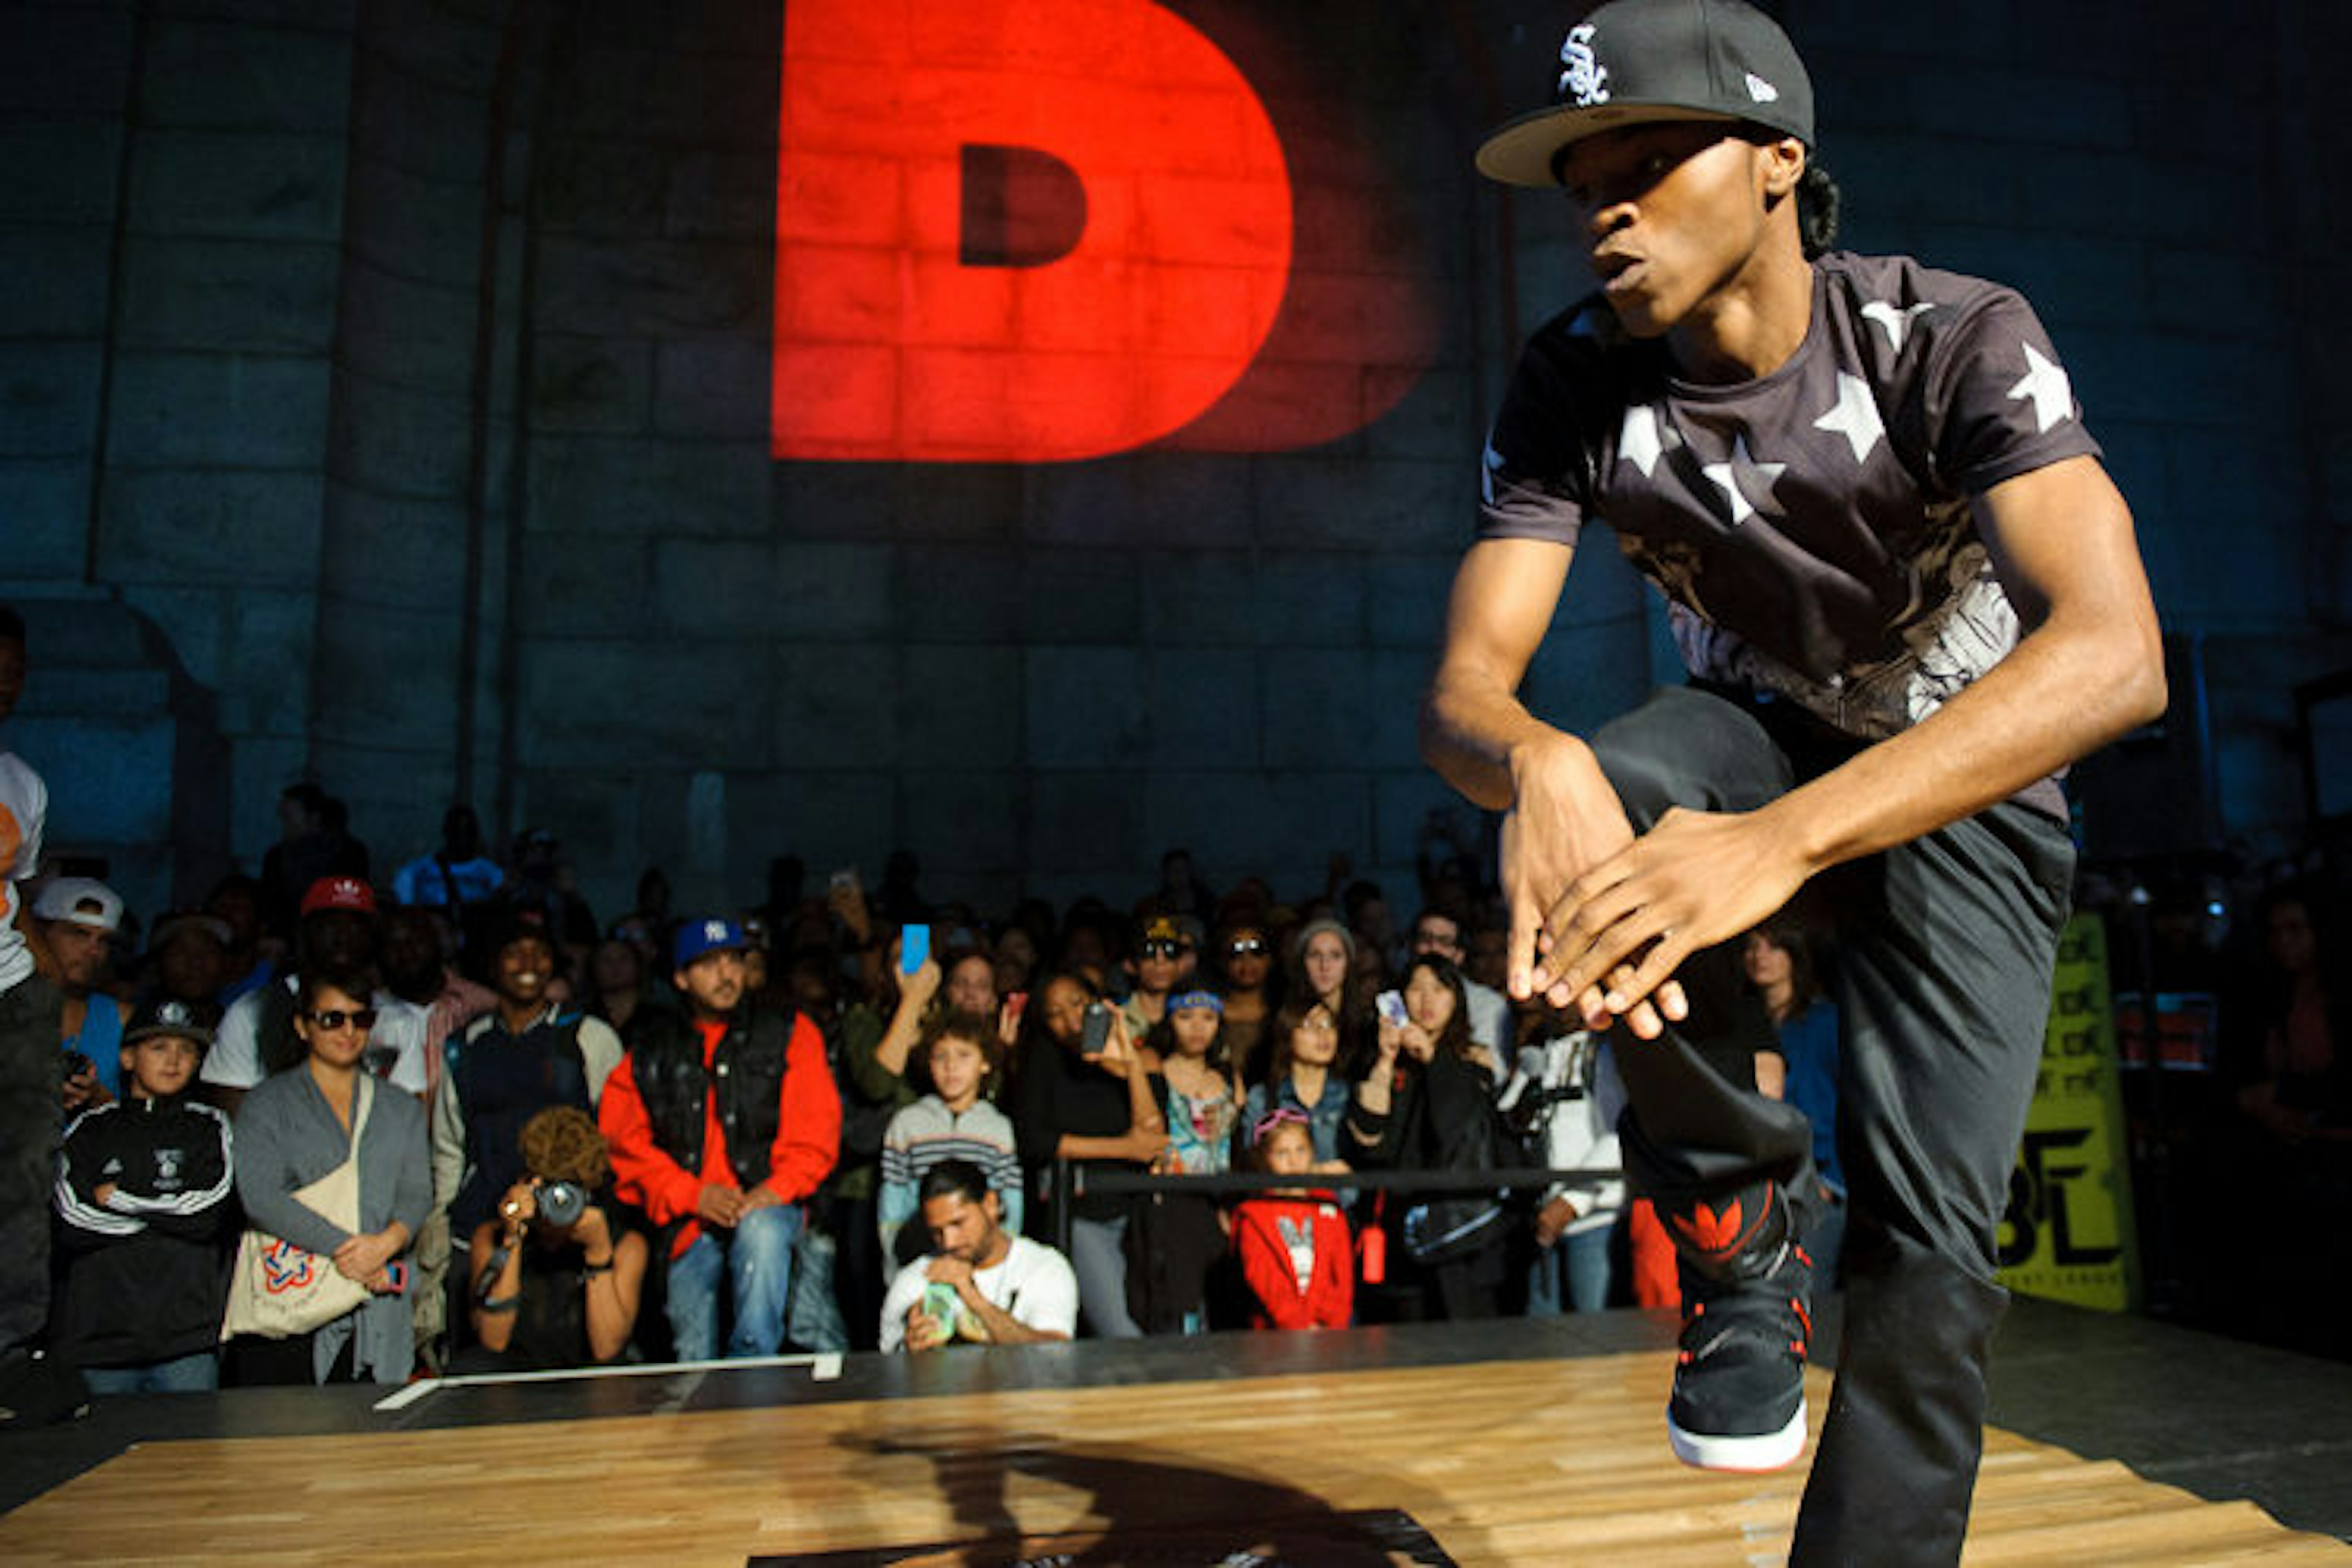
[1502,728,1805,1038]
[1529,796,1812,1036]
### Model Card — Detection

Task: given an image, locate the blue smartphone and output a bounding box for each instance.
[900,922,930,975]
[385,1259,409,1295]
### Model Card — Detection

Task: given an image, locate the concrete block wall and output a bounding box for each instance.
[305,0,508,878]
[1789,0,2351,864]
[505,0,1519,918]
[0,3,247,911]
[1,593,222,921]
[87,1,354,878]
[3,0,2345,929]
[0,2,132,582]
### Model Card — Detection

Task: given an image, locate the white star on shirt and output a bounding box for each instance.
[1812,372,1885,464]
[1618,405,1668,478]
[1702,434,1785,527]
[2008,342,2075,434]
[1861,300,1936,355]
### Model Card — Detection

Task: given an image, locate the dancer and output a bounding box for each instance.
[1425,3,2162,1561]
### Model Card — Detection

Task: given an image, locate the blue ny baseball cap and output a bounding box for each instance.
[673,917,750,970]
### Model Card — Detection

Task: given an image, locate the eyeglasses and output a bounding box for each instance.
[306,1008,377,1031]
[1226,939,1268,958]
[1252,1107,1308,1140]
[1297,1012,1338,1033]
[1139,940,1184,960]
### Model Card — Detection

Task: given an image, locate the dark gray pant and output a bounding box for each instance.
[0,973,62,1354]
[1588,687,2073,1568]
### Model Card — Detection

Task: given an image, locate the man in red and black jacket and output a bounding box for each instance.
[598,918,838,1360]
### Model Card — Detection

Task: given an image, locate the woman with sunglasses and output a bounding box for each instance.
[1210,921,1279,1084]
[227,968,430,1384]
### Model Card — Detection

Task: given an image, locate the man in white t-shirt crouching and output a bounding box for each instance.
[878,1158,1076,1352]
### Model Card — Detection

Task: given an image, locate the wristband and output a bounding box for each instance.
[474,1243,518,1306]
[581,1254,615,1274]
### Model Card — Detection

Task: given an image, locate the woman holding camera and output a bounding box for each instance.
[467,1106,648,1367]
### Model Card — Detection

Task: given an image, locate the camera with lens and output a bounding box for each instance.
[535,1178,588,1229]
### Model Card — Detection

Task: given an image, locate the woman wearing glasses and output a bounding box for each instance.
[1210,920,1278,1084]
[1240,999,1357,1174]
[227,969,430,1384]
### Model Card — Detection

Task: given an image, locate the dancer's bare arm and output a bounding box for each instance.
[1531,456,2165,1024]
[1420,536,1685,1036]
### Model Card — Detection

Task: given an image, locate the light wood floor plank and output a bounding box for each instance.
[0,1352,2340,1566]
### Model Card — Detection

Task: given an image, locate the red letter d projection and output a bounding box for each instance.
[774,0,1292,464]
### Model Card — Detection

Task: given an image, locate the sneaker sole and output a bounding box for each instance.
[1667,1398,1807,1473]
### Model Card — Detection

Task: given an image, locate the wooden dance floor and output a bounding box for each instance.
[2,1298,2348,1564]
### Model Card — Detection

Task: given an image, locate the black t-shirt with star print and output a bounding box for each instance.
[1479,251,2100,791]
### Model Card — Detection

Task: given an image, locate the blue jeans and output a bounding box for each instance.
[1067,1214,1142,1339]
[83,1349,219,1395]
[666,1203,802,1360]
[1527,1222,1617,1316]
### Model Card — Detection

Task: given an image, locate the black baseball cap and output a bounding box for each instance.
[126,997,216,1050]
[1477,0,1814,188]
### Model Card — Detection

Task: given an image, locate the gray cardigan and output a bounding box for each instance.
[233,1065,431,1382]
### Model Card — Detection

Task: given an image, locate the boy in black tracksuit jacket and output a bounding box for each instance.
[51,1000,236,1392]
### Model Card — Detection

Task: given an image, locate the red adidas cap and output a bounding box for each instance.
[300,876,377,917]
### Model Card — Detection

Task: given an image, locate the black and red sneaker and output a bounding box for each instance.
[1662,1183,1813,1472]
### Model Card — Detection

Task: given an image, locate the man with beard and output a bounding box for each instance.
[432,919,620,1260]
[598,918,839,1360]
[39,878,129,1112]
[377,905,496,1104]
[878,1159,1076,1352]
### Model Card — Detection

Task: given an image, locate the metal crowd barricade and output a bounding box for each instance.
[1047,1159,1621,1254]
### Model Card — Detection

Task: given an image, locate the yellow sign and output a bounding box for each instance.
[1995,912,2138,1311]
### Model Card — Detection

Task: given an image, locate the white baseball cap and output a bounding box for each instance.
[33,876,124,933]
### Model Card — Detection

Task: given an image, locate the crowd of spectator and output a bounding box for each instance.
[5,586,2350,1403]
[13,767,1708,1392]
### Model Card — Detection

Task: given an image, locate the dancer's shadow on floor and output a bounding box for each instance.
[748,1427,1480,1566]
